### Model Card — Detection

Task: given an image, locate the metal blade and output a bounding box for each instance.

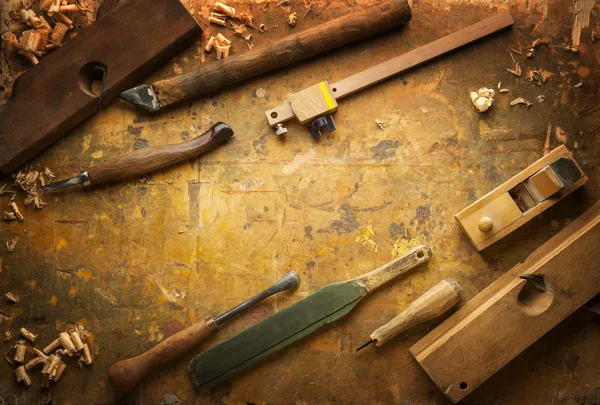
[189,280,366,389]
[355,339,375,353]
[119,84,160,112]
[43,175,84,191]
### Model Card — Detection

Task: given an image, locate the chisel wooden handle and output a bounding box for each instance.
[108,318,218,392]
[86,122,233,185]
[151,0,411,109]
[371,279,462,346]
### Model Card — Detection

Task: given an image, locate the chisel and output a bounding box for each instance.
[189,245,431,389]
[355,278,462,352]
[108,271,300,392]
[43,122,233,191]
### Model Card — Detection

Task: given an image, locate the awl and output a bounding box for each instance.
[189,246,431,388]
[356,278,462,352]
[44,122,233,191]
[108,271,300,392]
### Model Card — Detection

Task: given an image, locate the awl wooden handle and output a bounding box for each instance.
[108,318,218,392]
[151,0,411,108]
[371,279,462,346]
[87,122,233,185]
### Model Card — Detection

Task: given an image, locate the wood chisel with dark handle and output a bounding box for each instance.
[189,245,431,389]
[43,122,233,191]
[108,271,299,392]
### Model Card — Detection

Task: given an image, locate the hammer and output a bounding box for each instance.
[108,271,300,391]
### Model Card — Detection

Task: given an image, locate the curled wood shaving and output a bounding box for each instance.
[497,81,509,93]
[259,23,266,33]
[506,61,521,77]
[536,95,545,103]
[214,2,235,18]
[525,69,553,86]
[510,97,532,107]
[375,119,386,130]
[526,38,548,58]
[6,239,17,253]
[287,12,297,27]
[4,292,18,303]
[574,79,583,88]
[510,43,522,55]
[4,331,12,342]
[8,202,23,220]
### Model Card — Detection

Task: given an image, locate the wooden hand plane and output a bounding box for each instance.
[456,145,587,251]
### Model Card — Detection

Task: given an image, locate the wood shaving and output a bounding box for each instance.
[277,0,289,6]
[506,61,521,77]
[214,2,235,18]
[536,95,545,103]
[9,202,24,221]
[303,0,312,18]
[525,69,553,86]
[6,239,17,253]
[287,12,297,27]
[510,97,532,107]
[564,45,579,53]
[236,12,254,27]
[574,79,583,88]
[3,212,17,221]
[497,82,509,93]
[510,43,522,55]
[470,87,495,112]
[375,119,386,130]
[259,23,266,33]
[526,38,548,58]
[4,292,18,303]
[4,331,12,342]
[209,12,226,26]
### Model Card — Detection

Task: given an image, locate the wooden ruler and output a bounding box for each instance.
[266,11,514,129]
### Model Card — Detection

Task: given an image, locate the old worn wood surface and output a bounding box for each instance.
[0,0,599,404]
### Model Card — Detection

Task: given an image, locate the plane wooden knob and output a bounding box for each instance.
[478,217,494,233]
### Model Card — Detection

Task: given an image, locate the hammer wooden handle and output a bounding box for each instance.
[108,318,218,392]
[371,279,462,346]
[151,0,411,108]
[87,122,233,185]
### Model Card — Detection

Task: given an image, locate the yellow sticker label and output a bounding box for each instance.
[318,82,335,110]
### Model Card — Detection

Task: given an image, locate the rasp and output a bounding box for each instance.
[189,245,431,388]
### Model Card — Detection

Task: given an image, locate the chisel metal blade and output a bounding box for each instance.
[119,85,160,112]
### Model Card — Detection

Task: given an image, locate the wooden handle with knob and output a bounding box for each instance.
[86,122,233,185]
[108,318,218,392]
[371,279,462,346]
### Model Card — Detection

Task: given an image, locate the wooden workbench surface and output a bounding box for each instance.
[1,0,599,404]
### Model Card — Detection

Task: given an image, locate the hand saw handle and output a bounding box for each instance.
[86,122,233,185]
[355,245,432,293]
[371,278,462,346]
[108,318,218,392]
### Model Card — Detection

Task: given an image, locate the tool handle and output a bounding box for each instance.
[151,0,411,108]
[355,246,431,293]
[86,122,233,185]
[108,318,218,392]
[371,279,462,346]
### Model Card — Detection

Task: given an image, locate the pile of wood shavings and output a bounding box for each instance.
[2,0,99,66]
[1,167,55,226]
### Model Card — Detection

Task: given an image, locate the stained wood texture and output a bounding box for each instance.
[370,278,462,346]
[87,122,233,185]
[152,0,411,109]
[289,81,338,125]
[455,146,587,251]
[0,0,201,174]
[410,201,600,403]
[109,318,218,392]
[266,11,514,127]
[190,246,431,389]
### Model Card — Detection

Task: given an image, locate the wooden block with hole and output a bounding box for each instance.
[289,81,338,125]
[410,200,600,403]
[455,146,586,251]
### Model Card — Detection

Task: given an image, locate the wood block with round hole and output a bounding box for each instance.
[410,200,600,403]
[0,0,201,173]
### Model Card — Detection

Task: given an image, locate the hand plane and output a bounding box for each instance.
[456,145,587,251]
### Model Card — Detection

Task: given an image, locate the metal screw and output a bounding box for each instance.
[274,123,287,136]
